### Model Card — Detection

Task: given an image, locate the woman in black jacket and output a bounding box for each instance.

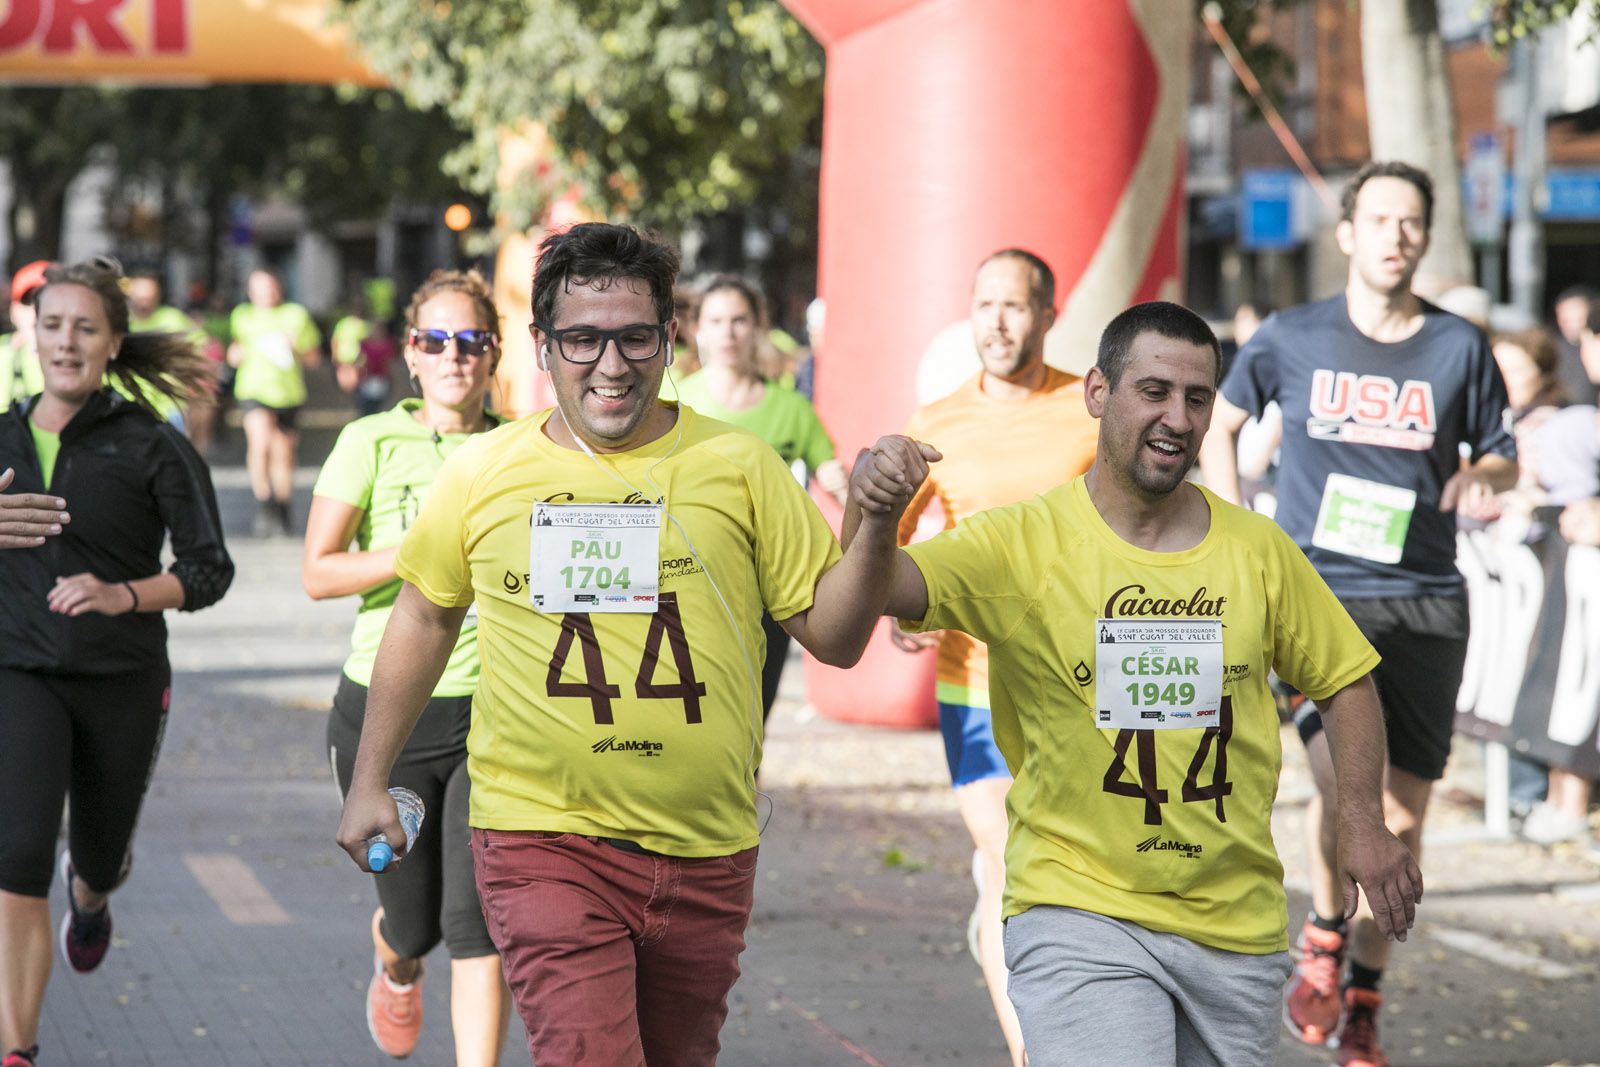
[0,258,233,1067]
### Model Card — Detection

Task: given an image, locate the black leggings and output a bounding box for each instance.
[0,664,171,898]
[760,613,791,726]
[327,676,495,960]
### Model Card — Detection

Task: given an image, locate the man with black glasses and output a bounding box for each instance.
[337,222,932,1066]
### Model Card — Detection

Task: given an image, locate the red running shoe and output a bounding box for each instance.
[1336,987,1390,1067]
[366,952,424,1058]
[1283,918,1345,1045]
[2,1046,38,1066]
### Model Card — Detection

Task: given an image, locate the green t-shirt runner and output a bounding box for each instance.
[312,399,501,695]
[330,315,372,367]
[230,302,321,409]
[1,333,42,412]
[130,304,200,338]
[673,372,836,472]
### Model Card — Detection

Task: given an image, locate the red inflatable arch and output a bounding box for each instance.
[783,0,1191,727]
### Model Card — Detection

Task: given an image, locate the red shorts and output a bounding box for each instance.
[472,829,758,1067]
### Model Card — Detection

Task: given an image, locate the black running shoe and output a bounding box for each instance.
[58,852,113,974]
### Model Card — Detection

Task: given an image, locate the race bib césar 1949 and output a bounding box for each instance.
[529,502,661,614]
[1095,619,1223,730]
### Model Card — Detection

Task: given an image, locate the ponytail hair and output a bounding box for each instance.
[38,256,214,418]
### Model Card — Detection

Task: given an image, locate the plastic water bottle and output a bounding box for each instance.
[367,787,425,873]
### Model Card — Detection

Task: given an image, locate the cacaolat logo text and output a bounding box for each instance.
[1103,585,1227,618]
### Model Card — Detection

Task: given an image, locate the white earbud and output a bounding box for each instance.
[663,346,674,368]
[539,344,550,370]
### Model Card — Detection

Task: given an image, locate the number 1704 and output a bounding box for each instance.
[561,565,631,590]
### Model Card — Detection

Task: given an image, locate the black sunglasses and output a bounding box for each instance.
[409,327,497,356]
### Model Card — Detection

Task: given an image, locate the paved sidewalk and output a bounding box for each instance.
[30,472,1600,1065]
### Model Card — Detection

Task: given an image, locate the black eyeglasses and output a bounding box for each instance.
[408,328,497,357]
[531,321,669,364]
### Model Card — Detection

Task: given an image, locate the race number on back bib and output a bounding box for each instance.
[260,332,296,370]
[1095,619,1223,730]
[1311,473,1416,565]
[530,502,661,613]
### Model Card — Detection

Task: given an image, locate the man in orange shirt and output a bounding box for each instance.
[895,249,1098,1066]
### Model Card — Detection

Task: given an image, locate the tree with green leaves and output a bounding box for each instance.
[338,0,823,238]
[0,84,466,287]
[1484,0,1597,43]
[0,88,122,269]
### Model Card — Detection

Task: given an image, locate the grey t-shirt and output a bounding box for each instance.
[1222,294,1516,599]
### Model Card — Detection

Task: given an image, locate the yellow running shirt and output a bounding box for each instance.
[903,477,1379,953]
[395,403,842,856]
[898,368,1098,707]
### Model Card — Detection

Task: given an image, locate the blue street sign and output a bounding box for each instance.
[1240,169,1298,251]
[1543,170,1600,221]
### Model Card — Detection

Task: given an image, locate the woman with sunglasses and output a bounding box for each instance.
[674,275,849,723]
[302,270,509,1065]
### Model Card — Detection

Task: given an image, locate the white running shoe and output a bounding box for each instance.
[1521,803,1590,846]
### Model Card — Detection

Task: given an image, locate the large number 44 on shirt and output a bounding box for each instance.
[1101,697,1236,826]
[545,593,708,724]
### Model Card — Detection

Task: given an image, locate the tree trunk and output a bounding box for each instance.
[7,166,69,271]
[1361,0,1473,290]
[205,183,227,298]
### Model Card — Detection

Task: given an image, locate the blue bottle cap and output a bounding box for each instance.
[368,840,395,872]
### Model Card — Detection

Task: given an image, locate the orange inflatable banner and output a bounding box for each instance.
[0,0,381,84]
[784,0,1190,728]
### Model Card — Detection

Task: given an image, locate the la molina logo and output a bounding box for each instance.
[591,735,664,757]
[1136,835,1202,858]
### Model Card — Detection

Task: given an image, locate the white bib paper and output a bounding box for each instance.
[261,332,296,370]
[1095,619,1223,730]
[530,502,661,614]
[1311,473,1417,565]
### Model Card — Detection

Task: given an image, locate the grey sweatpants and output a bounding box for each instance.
[1004,905,1293,1067]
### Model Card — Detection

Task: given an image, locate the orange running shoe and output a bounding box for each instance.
[1336,987,1389,1067]
[365,952,424,1059]
[1283,918,1345,1045]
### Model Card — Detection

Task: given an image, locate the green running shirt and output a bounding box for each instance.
[313,400,500,694]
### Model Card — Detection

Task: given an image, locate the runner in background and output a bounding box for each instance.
[1551,285,1598,407]
[305,270,510,1065]
[125,272,209,434]
[229,269,322,537]
[179,294,226,455]
[331,292,398,420]
[667,285,701,382]
[675,274,849,723]
[1200,161,1516,1067]
[893,248,1097,1067]
[1,261,51,413]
